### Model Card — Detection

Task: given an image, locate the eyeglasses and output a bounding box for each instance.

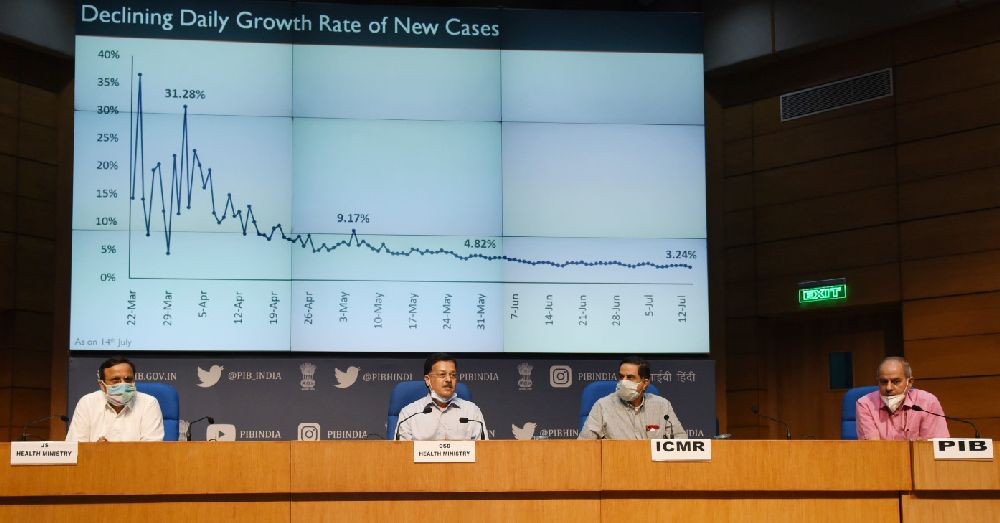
[429,372,458,380]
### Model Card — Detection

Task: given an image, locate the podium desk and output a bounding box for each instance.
[3,440,967,522]
[902,440,1000,523]
[0,441,601,522]
[290,440,601,522]
[601,440,910,522]
[0,442,290,520]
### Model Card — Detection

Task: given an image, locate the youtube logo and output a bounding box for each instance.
[206,423,236,441]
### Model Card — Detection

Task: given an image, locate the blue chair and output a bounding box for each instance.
[386,381,472,440]
[841,385,878,440]
[579,381,661,432]
[137,382,180,441]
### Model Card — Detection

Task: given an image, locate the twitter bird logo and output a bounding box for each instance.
[197,365,224,388]
[334,366,360,389]
[512,422,537,440]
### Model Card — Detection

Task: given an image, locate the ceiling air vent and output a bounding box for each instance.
[780,68,893,122]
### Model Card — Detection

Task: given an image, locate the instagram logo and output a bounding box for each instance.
[298,422,321,441]
[549,365,572,388]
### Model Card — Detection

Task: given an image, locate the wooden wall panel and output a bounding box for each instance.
[756,225,898,279]
[16,121,56,164]
[956,418,1000,439]
[13,236,54,312]
[723,103,753,142]
[11,348,50,388]
[899,167,1000,220]
[756,186,897,242]
[724,246,755,283]
[724,209,754,246]
[724,174,753,211]
[723,137,753,176]
[754,147,896,207]
[753,107,895,171]
[893,1,1000,63]
[894,41,1000,103]
[0,115,14,155]
[903,291,1000,340]
[14,311,52,352]
[9,387,48,432]
[918,376,1000,419]
[902,250,1000,299]
[725,280,757,318]
[0,234,12,310]
[726,352,764,391]
[0,154,13,191]
[0,389,9,435]
[905,334,1000,378]
[0,77,16,115]
[18,84,56,126]
[897,124,1000,181]
[725,318,761,354]
[897,82,1000,142]
[900,208,1000,259]
[17,197,54,239]
[17,159,56,201]
[726,390,763,429]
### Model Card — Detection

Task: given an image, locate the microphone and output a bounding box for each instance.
[912,405,981,438]
[185,416,215,441]
[752,405,792,440]
[663,414,674,439]
[459,417,486,440]
[395,405,433,440]
[20,414,69,441]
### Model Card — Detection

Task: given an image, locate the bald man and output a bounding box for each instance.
[855,357,949,440]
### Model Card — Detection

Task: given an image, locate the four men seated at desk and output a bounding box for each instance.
[63,354,953,442]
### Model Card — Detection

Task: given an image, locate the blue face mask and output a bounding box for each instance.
[104,382,136,407]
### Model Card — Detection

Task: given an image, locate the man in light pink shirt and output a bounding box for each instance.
[856,356,949,440]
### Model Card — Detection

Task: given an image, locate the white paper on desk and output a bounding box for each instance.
[413,440,476,463]
[650,438,712,462]
[932,438,994,461]
[10,441,79,465]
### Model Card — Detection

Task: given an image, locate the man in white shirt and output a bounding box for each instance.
[395,353,488,441]
[66,356,164,442]
[579,356,687,440]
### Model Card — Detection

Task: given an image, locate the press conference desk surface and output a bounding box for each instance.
[1,440,996,522]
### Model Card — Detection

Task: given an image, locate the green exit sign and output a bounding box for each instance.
[798,279,848,304]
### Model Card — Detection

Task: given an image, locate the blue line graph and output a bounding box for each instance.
[128,73,692,272]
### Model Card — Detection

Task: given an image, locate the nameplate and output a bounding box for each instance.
[413,440,476,463]
[650,439,712,462]
[932,438,994,460]
[10,441,79,466]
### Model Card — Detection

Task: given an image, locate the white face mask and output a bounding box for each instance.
[616,379,642,402]
[103,382,136,407]
[430,390,455,404]
[881,392,906,413]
